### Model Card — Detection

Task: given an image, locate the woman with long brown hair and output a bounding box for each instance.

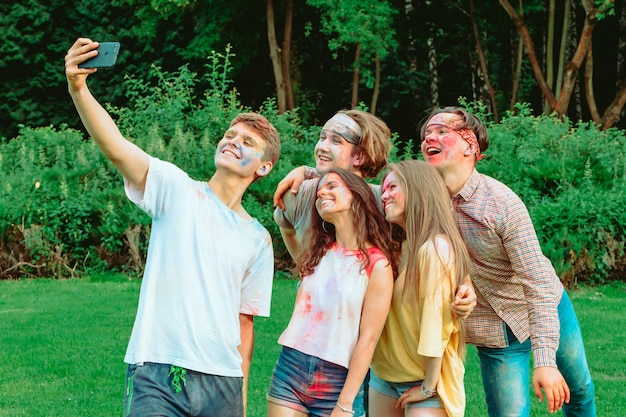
[267,168,395,417]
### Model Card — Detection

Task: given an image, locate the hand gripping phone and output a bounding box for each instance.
[79,42,120,69]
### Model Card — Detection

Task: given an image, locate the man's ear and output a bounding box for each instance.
[352,150,365,168]
[256,161,273,178]
[464,144,478,157]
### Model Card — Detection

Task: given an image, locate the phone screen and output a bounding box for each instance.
[79,42,120,69]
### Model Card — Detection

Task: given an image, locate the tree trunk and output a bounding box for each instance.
[584,45,601,124]
[544,0,556,113]
[266,0,287,113]
[601,73,626,129]
[371,54,380,114]
[567,0,583,121]
[499,0,558,110]
[427,36,439,107]
[469,0,499,121]
[426,0,439,107]
[509,0,524,110]
[614,0,626,124]
[555,0,571,102]
[351,43,362,108]
[405,0,420,104]
[499,0,604,117]
[554,5,599,115]
[281,0,295,110]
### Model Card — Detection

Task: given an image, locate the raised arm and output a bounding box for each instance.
[277,226,301,260]
[65,38,150,192]
[331,260,393,417]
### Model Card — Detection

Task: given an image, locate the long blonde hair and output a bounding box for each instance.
[383,160,470,356]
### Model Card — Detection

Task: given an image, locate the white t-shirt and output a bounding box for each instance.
[123,158,273,377]
[278,244,387,368]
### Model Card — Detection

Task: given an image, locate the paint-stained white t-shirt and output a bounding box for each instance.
[123,158,273,377]
[278,243,387,368]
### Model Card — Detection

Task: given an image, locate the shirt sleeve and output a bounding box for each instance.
[499,195,560,367]
[273,179,319,231]
[240,227,274,317]
[417,238,455,358]
[125,157,190,219]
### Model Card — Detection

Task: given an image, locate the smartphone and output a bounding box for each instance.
[79,42,120,69]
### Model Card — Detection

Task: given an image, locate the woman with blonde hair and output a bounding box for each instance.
[369,160,470,417]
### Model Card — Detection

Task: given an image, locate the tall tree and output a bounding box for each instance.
[425,0,440,107]
[266,0,296,113]
[468,0,500,121]
[267,0,288,113]
[307,0,397,113]
[510,0,525,110]
[499,0,622,129]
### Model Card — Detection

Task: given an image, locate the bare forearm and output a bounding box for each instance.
[238,314,255,413]
[338,338,377,409]
[69,88,149,188]
[422,356,443,390]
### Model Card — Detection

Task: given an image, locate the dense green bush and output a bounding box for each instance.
[479,104,626,285]
[0,49,316,278]
[1,66,625,284]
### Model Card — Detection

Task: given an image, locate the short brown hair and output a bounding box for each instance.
[230,112,281,165]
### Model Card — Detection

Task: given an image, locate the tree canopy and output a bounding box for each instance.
[0,0,623,142]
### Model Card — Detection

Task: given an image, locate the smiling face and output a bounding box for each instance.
[421,113,473,170]
[315,172,354,220]
[214,122,272,179]
[314,129,360,175]
[381,171,406,227]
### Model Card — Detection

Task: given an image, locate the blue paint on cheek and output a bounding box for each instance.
[240,150,263,167]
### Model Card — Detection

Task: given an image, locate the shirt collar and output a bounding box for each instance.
[455,169,481,202]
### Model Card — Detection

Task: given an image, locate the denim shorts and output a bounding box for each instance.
[267,346,365,417]
[124,362,243,417]
[369,370,444,409]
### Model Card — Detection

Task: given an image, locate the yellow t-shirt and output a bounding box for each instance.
[371,236,465,417]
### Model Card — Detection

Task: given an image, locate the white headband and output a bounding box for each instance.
[322,113,363,145]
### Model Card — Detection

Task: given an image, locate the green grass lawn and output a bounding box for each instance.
[0,277,623,416]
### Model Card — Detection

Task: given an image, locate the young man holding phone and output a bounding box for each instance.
[65,38,281,417]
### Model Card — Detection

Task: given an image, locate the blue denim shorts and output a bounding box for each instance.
[267,346,365,417]
[124,362,243,417]
[369,370,444,409]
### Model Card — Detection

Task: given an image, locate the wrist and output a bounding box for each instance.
[304,166,320,180]
[420,382,437,398]
[336,402,355,414]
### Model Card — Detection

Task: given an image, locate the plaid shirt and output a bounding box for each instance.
[454,169,563,368]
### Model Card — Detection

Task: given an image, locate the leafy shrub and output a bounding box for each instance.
[2,63,626,285]
[479,104,626,285]
[0,47,317,278]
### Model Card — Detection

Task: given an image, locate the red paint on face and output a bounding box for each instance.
[421,122,467,169]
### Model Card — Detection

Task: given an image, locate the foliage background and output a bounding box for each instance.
[1,54,625,284]
[0,1,624,142]
[0,0,625,284]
